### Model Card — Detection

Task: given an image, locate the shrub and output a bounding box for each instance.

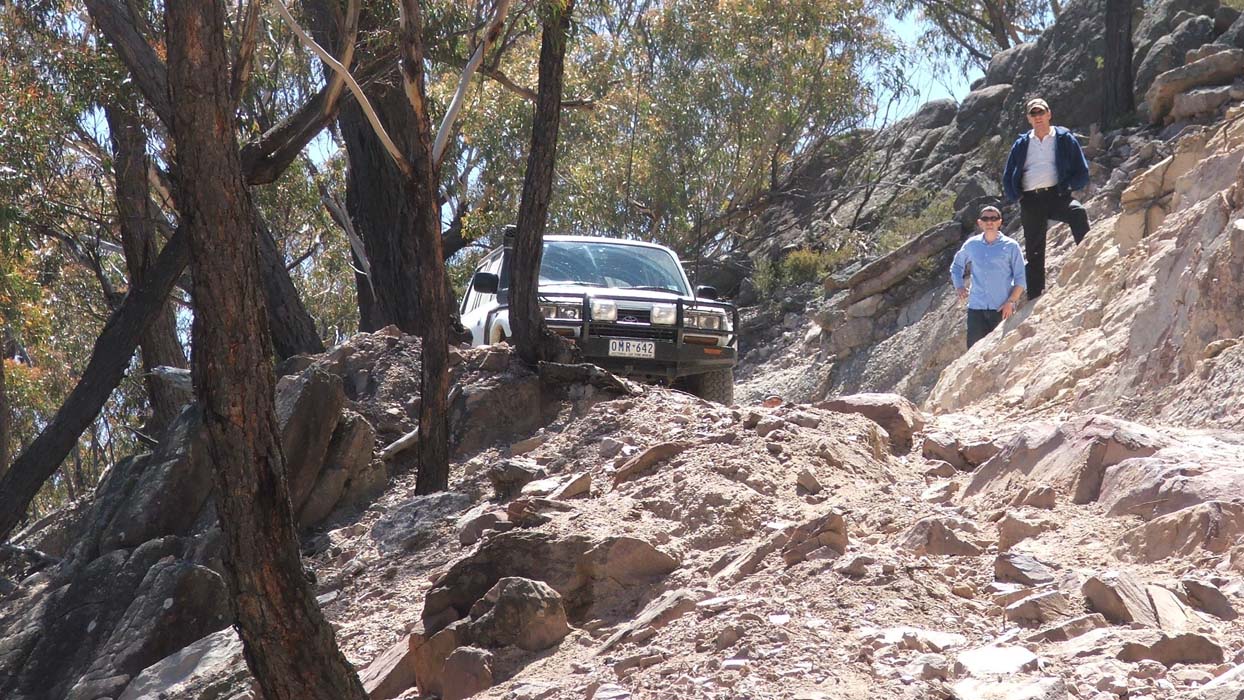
[754,244,856,295]
[876,192,957,254]
[784,248,826,284]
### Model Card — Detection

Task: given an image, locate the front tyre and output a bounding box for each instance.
[686,368,734,405]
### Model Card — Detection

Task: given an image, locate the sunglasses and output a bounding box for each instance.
[978,216,1001,221]
[1028,108,1047,116]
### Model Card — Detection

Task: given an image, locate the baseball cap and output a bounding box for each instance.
[1025,98,1049,114]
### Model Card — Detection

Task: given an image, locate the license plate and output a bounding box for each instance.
[608,339,655,359]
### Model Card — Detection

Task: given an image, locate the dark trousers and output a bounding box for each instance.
[1019,189,1090,299]
[967,309,1003,349]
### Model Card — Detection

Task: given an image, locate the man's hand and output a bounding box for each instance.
[1000,300,1015,320]
[957,287,968,304]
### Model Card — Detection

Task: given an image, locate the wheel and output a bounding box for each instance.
[686,368,734,405]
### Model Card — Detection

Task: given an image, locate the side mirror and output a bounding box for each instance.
[696,285,720,300]
[472,272,499,295]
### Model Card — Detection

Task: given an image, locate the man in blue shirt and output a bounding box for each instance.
[950,206,1027,349]
[1002,97,1090,301]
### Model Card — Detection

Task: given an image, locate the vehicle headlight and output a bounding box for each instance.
[686,309,731,331]
[650,304,677,325]
[539,302,581,320]
[590,299,617,322]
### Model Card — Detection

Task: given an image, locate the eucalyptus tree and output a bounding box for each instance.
[887,0,1055,69]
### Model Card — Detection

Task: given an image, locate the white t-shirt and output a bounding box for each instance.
[1023,130,1059,191]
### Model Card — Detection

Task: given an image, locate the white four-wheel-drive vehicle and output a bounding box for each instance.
[459,234,738,404]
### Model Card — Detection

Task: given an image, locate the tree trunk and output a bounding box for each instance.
[0,349,8,479]
[394,1,453,495]
[250,205,326,359]
[0,229,189,543]
[164,2,367,699]
[1102,0,1135,128]
[337,86,426,333]
[105,99,189,435]
[303,0,472,338]
[511,0,577,366]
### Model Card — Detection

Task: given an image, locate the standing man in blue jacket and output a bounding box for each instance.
[950,206,1026,349]
[1002,97,1090,301]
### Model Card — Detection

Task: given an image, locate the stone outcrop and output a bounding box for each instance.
[961,416,1165,506]
[1146,49,1244,123]
[1116,501,1244,562]
[421,531,678,632]
[896,516,985,556]
[412,577,571,697]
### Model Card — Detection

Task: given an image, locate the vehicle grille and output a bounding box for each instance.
[589,323,676,341]
[614,308,652,324]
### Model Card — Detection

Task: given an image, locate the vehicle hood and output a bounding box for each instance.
[536,282,689,302]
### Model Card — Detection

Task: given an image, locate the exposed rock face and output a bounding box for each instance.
[0,536,231,700]
[1133,0,1219,71]
[1135,14,1218,102]
[1116,501,1244,562]
[961,416,1165,506]
[97,408,214,553]
[1146,49,1244,123]
[422,531,678,631]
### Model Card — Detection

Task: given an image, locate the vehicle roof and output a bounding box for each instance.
[542,234,676,253]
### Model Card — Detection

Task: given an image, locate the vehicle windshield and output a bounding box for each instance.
[539,240,689,295]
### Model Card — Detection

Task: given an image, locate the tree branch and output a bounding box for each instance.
[230,0,262,107]
[83,0,173,126]
[269,0,412,179]
[433,0,514,168]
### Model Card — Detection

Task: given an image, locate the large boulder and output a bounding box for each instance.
[66,559,232,700]
[0,537,210,700]
[466,577,571,651]
[1145,48,1244,123]
[116,629,250,700]
[421,531,678,632]
[275,368,346,513]
[370,492,472,554]
[816,393,926,453]
[938,84,1012,156]
[1135,14,1219,102]
[99,407,214,553]
[984,43,1039,88]
[1082,570,1159,627]
[298,410,379,527]
[896,516,985,556]
[359,634,419,700]
[1098,440,1244,519]
[1133,0,1219,69]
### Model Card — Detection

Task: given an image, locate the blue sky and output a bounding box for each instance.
[886,14,984,122]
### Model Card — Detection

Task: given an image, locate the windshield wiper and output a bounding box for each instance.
[542,281,605,287]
